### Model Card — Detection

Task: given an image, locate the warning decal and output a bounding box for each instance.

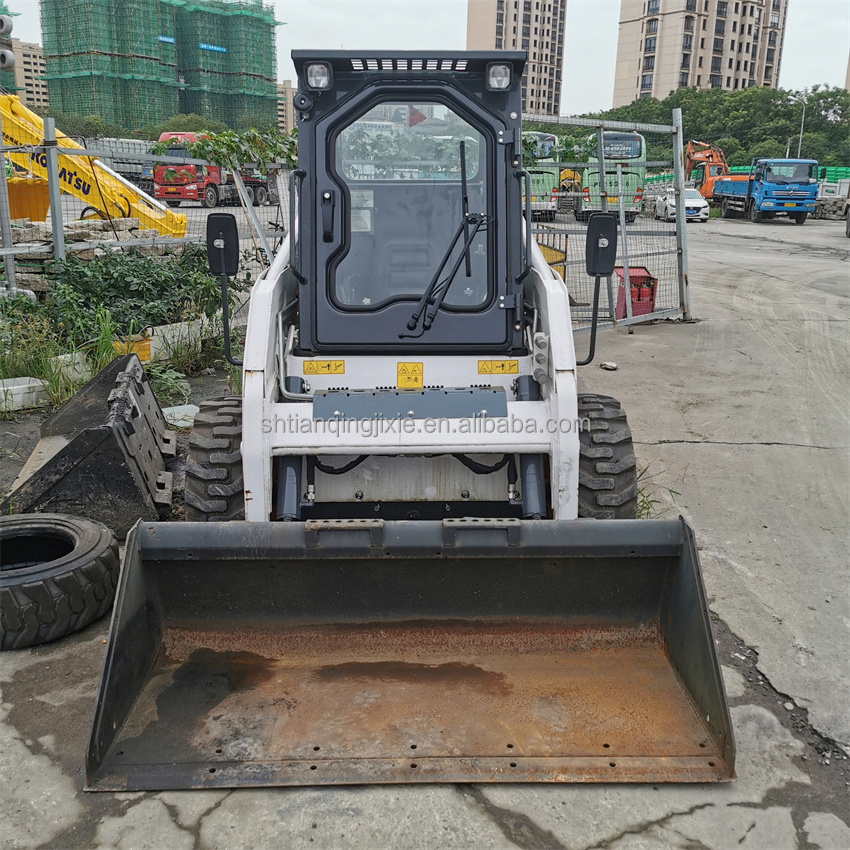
[397,362,423,389]
[303,360,345,375]
[478,360,518,374]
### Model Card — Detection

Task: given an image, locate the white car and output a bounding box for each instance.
[655,188,710,222]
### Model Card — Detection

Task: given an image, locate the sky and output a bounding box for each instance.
[5,0,849,115]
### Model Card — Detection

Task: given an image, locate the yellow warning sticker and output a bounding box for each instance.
[303,360,345,375]
[478,360,518,375]
[397,362,423,388]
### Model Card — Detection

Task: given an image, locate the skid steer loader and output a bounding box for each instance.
[87,52,734,790]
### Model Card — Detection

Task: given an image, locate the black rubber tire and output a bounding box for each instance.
[577,394,638,519]
[203,185,218,209]
[184,397,245,522]
[254,185,268,206]
[720,198,733,219]
[792,212,807,225]
[749,201,763,223]
[0,514,119,651]
[244,185,255,205]
[166,200,181,208]
[845,207,850,238]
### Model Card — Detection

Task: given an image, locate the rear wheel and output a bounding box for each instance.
[749,201,763,223]
[254,186,268,206]
[577,395,638,519]
[0,514,119,650]
[184,397,245,522]
[791,212,807,225]
[203,185,218,209]
[244,185,255,206]
[721,198,733,219]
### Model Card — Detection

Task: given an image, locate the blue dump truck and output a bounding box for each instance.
[713,158,819,224]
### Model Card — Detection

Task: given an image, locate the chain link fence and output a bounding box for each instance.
[524,110,691,331]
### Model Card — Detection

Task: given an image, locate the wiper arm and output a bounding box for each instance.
[401,140,489,339]
[400,213,488,338]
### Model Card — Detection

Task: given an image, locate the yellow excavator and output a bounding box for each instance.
[1,94,186,237]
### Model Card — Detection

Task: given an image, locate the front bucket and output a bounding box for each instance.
[87,518,735,790]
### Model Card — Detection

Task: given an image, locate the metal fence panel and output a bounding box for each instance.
[525,111,689,332]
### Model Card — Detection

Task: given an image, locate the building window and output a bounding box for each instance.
[743,60,748,70]
[686,0,696,10]
[700,37,705,48]
[641,73,653,89]
[768,30,777,45]
[647,0,660,14]
[770,12,779,27]
[646,18,658,34]
[713,38,724,53]
[496,36,503,47]
[715,20,726,35]
[644,56,655,70]
[753,26,759,41]
[496,25,503,36]
[698,56,703,67]
[711,56,721,72]
[683,34,693,50]
[497,11,504,22]
[728,58,733,68]
[709,75,722,87]
[645,36,657,52]
[681,53,691,68]
[766,47,775,62]
[684,16,695,32]
[679,71,690,87]
[764,66,772,80]
[718,1,727,16]
[726,76,731,86]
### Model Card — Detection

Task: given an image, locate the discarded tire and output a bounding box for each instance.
[0,514,119,650]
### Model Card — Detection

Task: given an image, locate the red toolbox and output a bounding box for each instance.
[614,266,657,319]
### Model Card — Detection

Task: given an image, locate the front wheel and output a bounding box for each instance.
[184,397,245,522]
[203,185,218,209]
[791,212,807,225]
[254,185,268,206]
[577,395,638,519]
[749,201,763,223]
[721,198,733,219]
[244,185,255,205]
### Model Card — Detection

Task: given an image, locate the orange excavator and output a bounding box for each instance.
[685,140,746,200]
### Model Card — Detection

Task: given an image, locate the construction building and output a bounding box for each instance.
[277,80,296,133]
[613,0,788,107]
[8,39,50,110]
[466,0,567,116]
[39,0,278,130]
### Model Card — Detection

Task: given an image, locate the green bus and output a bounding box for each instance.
[574,131,647,224]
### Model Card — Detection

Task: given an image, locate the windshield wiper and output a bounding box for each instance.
[400,142,489,338]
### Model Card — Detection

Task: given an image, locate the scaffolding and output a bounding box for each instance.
[39,0,277,130]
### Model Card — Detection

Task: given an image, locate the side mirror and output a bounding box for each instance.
[585,212,618,277]
[206,213,240,277]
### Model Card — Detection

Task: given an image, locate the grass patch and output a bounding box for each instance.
[637,465,680,518]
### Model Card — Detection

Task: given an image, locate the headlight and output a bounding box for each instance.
[305,62,332,90]
[762,201,774,207]
[486,63,512,90]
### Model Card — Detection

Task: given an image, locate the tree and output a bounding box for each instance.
[135,113,229,141]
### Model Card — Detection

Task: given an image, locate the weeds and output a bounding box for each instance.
[636,464,680,518]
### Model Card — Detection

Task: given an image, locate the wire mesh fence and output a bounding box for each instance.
[524,113,689,331]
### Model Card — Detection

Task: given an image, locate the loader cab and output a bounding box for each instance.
[292,52,527,354]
